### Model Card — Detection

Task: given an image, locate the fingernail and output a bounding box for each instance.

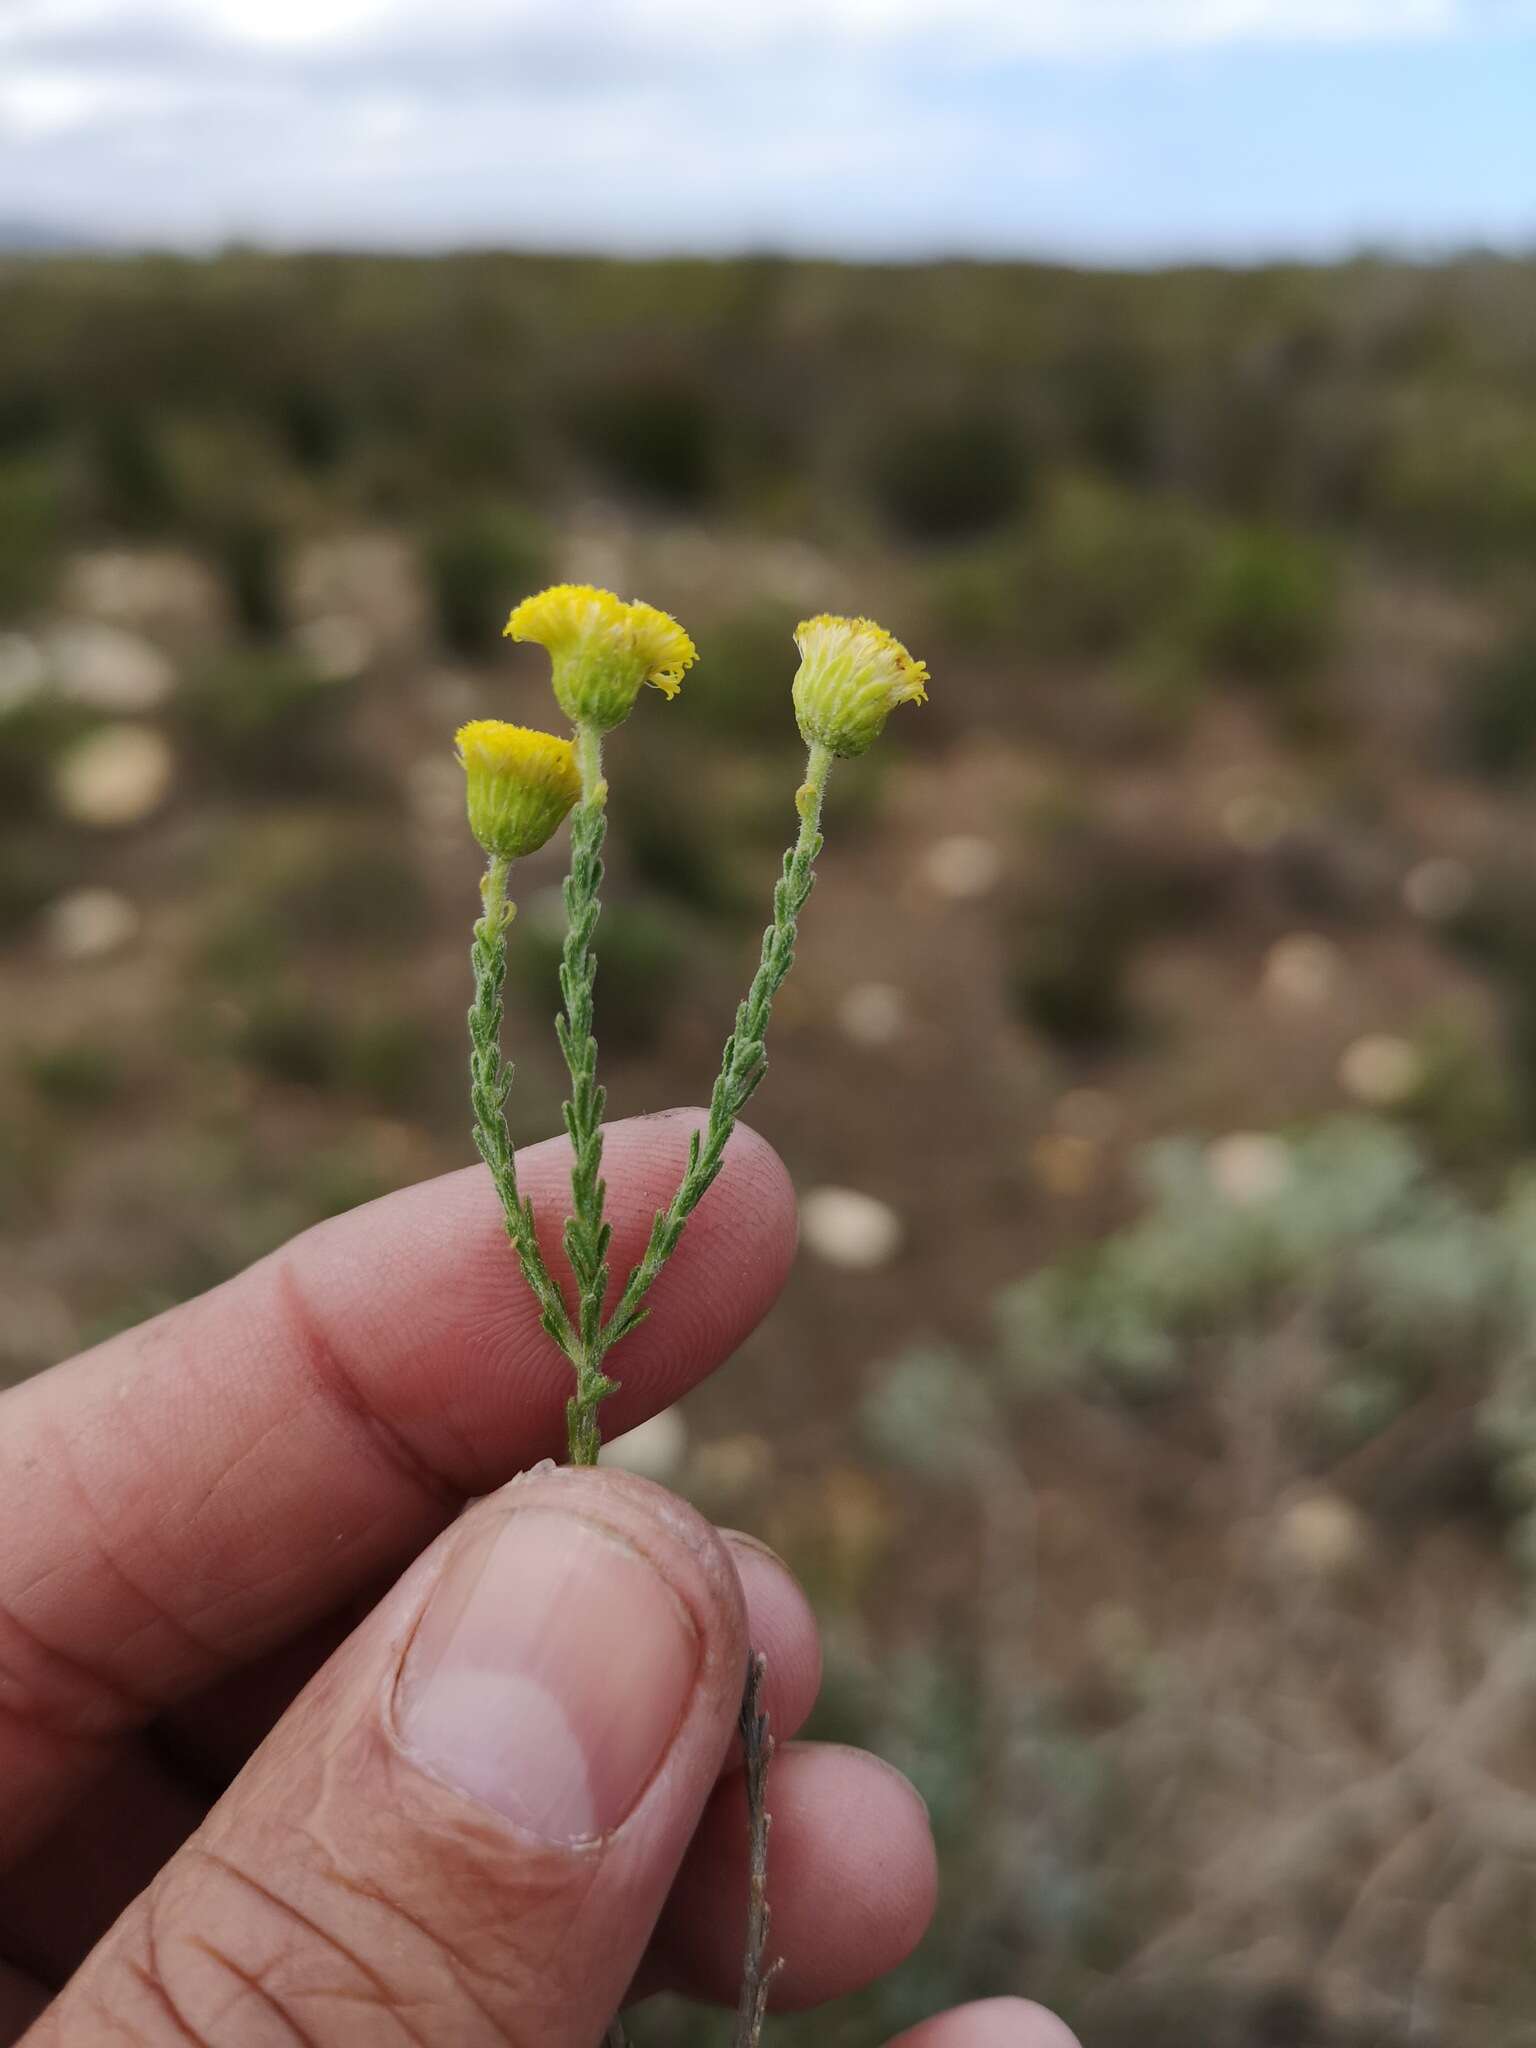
[396,1507,699,1844]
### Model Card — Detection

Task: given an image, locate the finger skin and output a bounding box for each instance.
[0,1111,796,1860]
[884,2000,1082,2047]
[0,1532,825,1987]
[24,1470,752,2048]
[648,1743,936,2011]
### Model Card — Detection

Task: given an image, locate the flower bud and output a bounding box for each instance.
[504,583,697,733]
[791,614,928,758]
[455,720,581,860]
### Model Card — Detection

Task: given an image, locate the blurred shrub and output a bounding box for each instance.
[0,461,64,620]
[510,892,690,1052]
[1458,623,1536,779]
[21,1039,127,1111]
[1373,389,1536,562]
[209,510,285,639]
[865,403,1029,542]
[274,380,351,474]
[0,691,95,820]
[684,607,800,745]
[425,504,548,657]
[1182,525,1338,683]
[175,649,353,792]
[568,372,716,505]
[1004,820,1228,1052]
[234,992,337,1088]
[88,411,179,534]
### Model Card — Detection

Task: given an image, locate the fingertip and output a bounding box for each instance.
[655,1741,937,2010]
[721,1533,822,1744]
[887,1999,1082,2048]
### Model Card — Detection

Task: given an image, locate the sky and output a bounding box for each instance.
[1,0,1534,262]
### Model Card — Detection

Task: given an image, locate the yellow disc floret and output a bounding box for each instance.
[455,720,582,860]
[504,583,698,732]
[791,614,929,759]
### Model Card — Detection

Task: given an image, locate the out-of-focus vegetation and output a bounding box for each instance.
[6,249,1536,2044]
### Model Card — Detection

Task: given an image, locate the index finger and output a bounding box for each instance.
[0,1109,796,1858]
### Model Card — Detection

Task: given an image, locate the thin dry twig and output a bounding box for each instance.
[733,1651,783,2048]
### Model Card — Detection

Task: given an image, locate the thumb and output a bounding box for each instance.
[30,1467,748,2047]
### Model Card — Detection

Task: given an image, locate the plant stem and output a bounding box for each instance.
[602,740,834,1352]
[733,1651,781,2048]
[559,722,618,1464]
[467,854,575,1356]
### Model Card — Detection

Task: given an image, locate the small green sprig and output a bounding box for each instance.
[461,589,927,1468]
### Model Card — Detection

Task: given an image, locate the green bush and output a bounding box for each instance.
[175,649,353,791]
[865,403,1029,542]
[1183,525,1337,682]
[510,892,691,1053]
[568,372,716,505]
[0,460,64,620]
[1459,625,1536,779]
[425,505,548,657]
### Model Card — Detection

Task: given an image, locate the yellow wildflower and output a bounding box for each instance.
[455,720,581,860]
[505,583,697,732]
[791,614,928,758]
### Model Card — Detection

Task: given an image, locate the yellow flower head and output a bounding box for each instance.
[504,583,697,733]
[791,614,929,759]
[455,720,581,860]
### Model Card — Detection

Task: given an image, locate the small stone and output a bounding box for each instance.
[600,1407,690,1484]
[44,622,173,713]
[689,1433,775,1497]
[1207,1131,1291,1206]
[53,725,175,829]
[1402,856,1473,923]
[800,1186,903,1271]
[923,835,1001,899]
[1030,1132,1099,1198]
[1268,1492,1372,1582]
[836,981,907,1047]
[1338,1034,1423,1108]
[0,633,46,712]
[295,614,372,681]
[41,887,141,962]
[1262,932,1344,1011]
[1221,789,1291,852]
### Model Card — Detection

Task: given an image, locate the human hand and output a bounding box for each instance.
[0,1109,1077,2047]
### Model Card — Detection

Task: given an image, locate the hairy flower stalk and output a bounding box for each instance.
[558,721,618,1465]
[460,721,584,1361]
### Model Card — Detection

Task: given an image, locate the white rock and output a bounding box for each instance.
[1262,932,1344,1011]
[295,614,372,681]
[836,981,907,1047]
[600,1407,690,1484]
[43,622,173,713]
[1402,856,1472,923]
[800,1186,904,1271]
[1269,1492,1372,1582]
[1207,1131,1291,1206]
[53,725,175,829]
[1221,789,1291,852]
[1338,1034,1423,1108]
[0,633,46,713]
[41,887,141,962]
[1030,1132,1099,1198]
[923,835,1002,900]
